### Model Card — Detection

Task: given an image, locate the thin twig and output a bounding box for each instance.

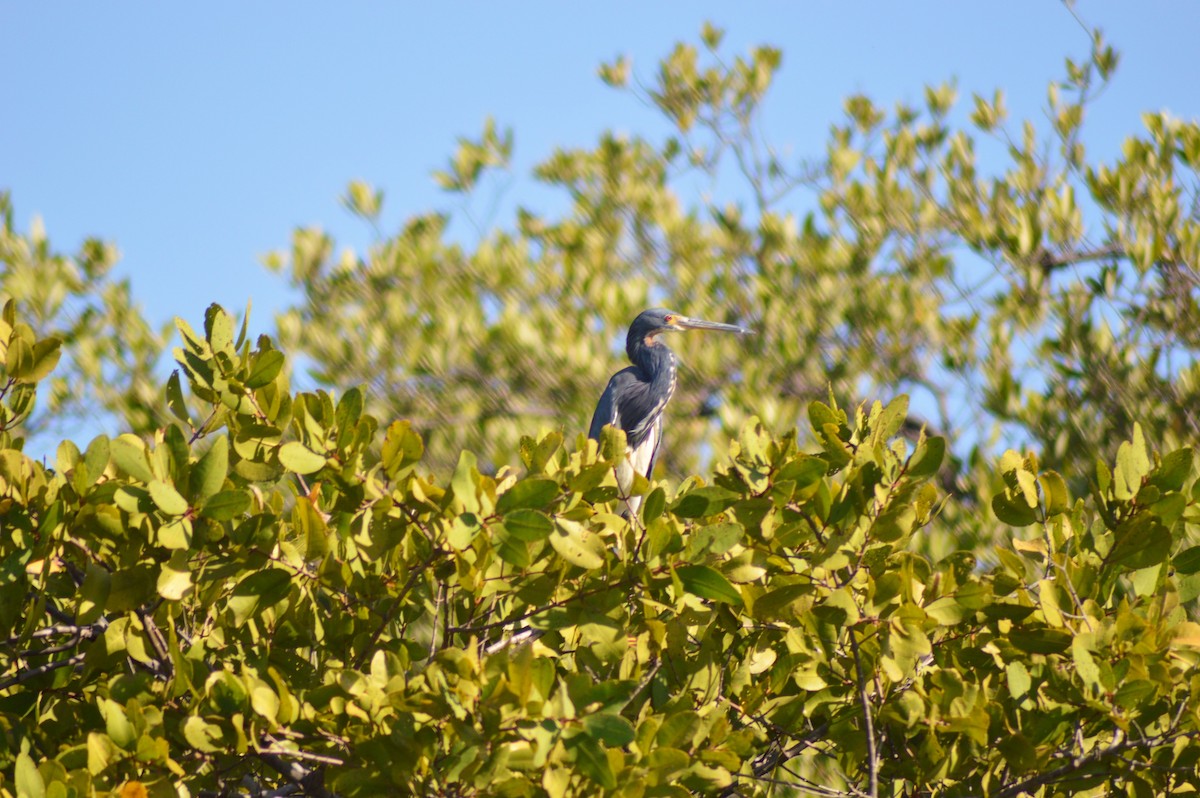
[257,748,345,768]
[730,771,858,798]
[996,730,1200,798]
[848,629,878,798]
[258,752,339,798]
[449,578,632,636]
[352,537,442,669]
[0,652,87,690]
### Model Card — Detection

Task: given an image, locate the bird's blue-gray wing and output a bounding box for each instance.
[589,368,666,481]
[588,367,638,441]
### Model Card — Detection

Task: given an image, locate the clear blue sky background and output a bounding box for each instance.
[2,2,1197,343]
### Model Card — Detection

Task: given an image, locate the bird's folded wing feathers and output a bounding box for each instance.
[588,368,665,451]
[588,368,636,440]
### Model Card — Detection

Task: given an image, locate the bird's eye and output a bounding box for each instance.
[664,315,675,324]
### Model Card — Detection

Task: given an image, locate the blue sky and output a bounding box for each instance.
[2,2,1197,341]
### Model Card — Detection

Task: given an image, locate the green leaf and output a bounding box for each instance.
[1006,661,1031,699]
[15,750,45,798]
[497,477,560,513]
[549,518,605,570]
[99,697,137,749]
[182,716,222,753]
[228,567,293,626]
[175,316,205,354]
[336,385,364,427]
[992,492,1037,527]
[503,509,553,541]
[106,564,156,613]
[246,349,285,389]
[87,732,118,775]
[682,522,742,561]
[875,394,909,441]
[1113,680,1158,710]
[149,480,189,516]
[236,300,252,348]
[907,436,945,480]
[83,434,110,485]
[1114,423,1150,500]
[1150,447,1193,492]
[158,518,193,549]
[157,552,194,600]
[807,401,841,432]
[1072,635,1101,689]
[293,497,330,561]
[191,435,228,501]
[1040,470,1069,515]
[582,713,635,747]
[278,441,326,475]
[676,565,743,605]
[111,434,155,483]
[205,303,235,353]
[1107,516,1171,570]
[642,486,666,522]
[5,335,32,379]
[776,455,827,491]
[923,596,966,625]
[751,583,810,621]
[1009,626,1071,654]
[166,371,192,424]
[201,490,252,521]
[451,450,480,513]
[234,458,281,482]
[997,732,1038,774]
[24,336,62,382]
[56,439,81,472]
[77,563,111,625]
[672,486,739,518]
[495,535,530,567]
[382,420,424,477]
[249,679,280,722]
[569,735,616,790]
[1174,545,1200,575]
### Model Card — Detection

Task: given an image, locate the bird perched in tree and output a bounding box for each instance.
[588,308,751,514]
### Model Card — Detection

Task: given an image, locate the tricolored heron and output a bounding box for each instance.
[588,308,752,514]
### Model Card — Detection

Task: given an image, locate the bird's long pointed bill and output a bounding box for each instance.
[675,316,753,335]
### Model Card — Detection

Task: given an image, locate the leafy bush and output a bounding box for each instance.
[0,303,1197,797]
[270,25,1200,494]
[0,195,167,443]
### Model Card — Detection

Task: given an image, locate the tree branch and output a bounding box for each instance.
[848,629,878,798]
[0,652,86,690]
[996,730,1200,797]
[258,752,339,798]
[1037,243,1124,273]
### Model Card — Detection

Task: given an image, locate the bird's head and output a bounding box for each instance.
[625,308,752,359]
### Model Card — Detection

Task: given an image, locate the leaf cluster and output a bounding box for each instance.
[0,303,1198,797]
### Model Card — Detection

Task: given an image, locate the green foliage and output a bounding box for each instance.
[267,25,1200,504]
[0,302,1198,797]
[3,17,1200,798]
[0,193,168,439]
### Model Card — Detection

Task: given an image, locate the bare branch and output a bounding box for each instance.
[1037,243,1124,273]
[996,730,1200,798]
[848,629,878,798]
[0,652,86,690]
[258,752,339,798]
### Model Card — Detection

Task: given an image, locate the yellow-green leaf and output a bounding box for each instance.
[676,565,743,605]
[149,480,189,516]
[278,441,326,475]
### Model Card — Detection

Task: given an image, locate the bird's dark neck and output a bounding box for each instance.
[631,339,678,389]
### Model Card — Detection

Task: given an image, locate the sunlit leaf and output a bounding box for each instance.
[675,565,742,605]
